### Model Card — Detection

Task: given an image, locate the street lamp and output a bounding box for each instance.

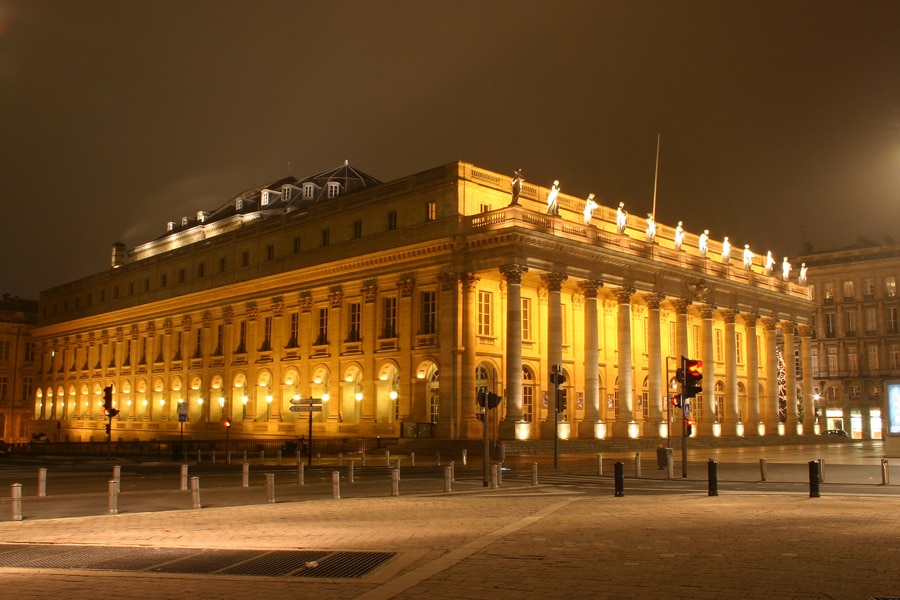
[266,394,273,421]
[242,395,248,420]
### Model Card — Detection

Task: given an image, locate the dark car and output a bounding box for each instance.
[824,429,850,437]
[0,441,10,456]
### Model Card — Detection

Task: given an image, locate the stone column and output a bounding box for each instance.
[271,298,285,422]
[579,280,604,439]
[699,304,716,436]
[673,298,691,362]
[783,322,799,433]
[460,272,480,439]
[723,309,740,435]
[435,273,458,438]
[761,317,779,434]
[799,324,815,435]
[613,286,636,438]
[644,293,666,437]
[541,272,568,439]
[500,264,528,439]
[744,313,761,435]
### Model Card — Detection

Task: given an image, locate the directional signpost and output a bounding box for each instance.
[290,398,322,465]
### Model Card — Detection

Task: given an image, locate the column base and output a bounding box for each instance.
[458,417,486,440]
[499,419,532,440]
[643,421,668,439]
[539,418,571,440]
[578,420,607,440]
[611,421,641,439]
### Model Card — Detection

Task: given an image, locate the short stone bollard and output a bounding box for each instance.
[10,484,22,521]
[385,450,390,467]
[277,450,282,466]
[226,450,232,465]
[666,450,674,480]
[491,463,500,489]
[444,465,452,493]
[462,449,467,466]
[297,462,305,486]
[348,460,355,484]
[882,459,890,485]
[392,468,400,496]
[180,464,189,492]
[37,468,47,498]
[395,458,401,472]
[108,480,118,515]
[296,450,302,465]
[332,471,341,500]
[759,458,768,482]
[449,460,455,483]
[498,462,503,486]
[266,473,275,504]
[190,476,201,509]
[635,452,642,478]
[242,462,250,488]
[531,462,539,486]
[614,461,625,497]
[113,465,121,494]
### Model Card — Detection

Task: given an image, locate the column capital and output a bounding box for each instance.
[361,284,378,302]
[460,272,480,291]
[613,286,636,304]
[781,321,796,336]
[299,296,312,313]
[578,279,604,298]
[644,292,666,310]
[761,316,778,331]
[396,279,415,297]
[499,264,529,284]
[673,297,692,314]
[328,290,344,309]
[271,296,285,317]
[541,272,568,292]
[721,308,740,324]
[699,303,717,319]
[742,312,760,328]
[436,272,457,292]
[797,323,813,338]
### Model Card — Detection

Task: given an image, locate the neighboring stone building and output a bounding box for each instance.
[797,243,900,440]
[31,161,814,444]
[0,294,38,444]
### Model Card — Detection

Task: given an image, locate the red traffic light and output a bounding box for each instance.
[683,358,703,399]
[224,418,232,428]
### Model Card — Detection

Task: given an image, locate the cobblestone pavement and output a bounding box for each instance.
[0,484,897,599]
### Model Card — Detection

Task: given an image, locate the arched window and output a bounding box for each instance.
[522,368,535,423]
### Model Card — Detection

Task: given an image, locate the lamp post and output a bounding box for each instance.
[265,394,273,421]
[242,395,248,420]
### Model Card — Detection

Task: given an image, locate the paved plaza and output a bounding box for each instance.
[0,443,896,599]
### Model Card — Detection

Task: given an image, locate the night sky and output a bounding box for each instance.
[2,1,900,299]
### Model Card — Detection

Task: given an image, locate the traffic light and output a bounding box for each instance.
[557,389,568,412]
[550,371,567,386]
[224,418,232,428]
[486,392,502,409]
[683,358,703,399]
[685,419,694,436]
[102,385,119,418]
[476,388,487,408]
[675,368,685,385]
[105,424,111,435]
[671,394,683,409]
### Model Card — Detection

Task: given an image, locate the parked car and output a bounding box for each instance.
[0,441,10,456]
[824,429,850,437]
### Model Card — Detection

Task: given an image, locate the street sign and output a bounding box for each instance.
[178,413,188,423]
[177,403,189,416]
[290,405,323,413]
[683,401,692,418]
[290,397,323,405]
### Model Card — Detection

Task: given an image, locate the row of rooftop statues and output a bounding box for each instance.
[510,170,808,286]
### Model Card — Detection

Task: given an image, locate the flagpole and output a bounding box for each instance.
[651,133,660,219]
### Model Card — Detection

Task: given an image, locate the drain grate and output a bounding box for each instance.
[0,544,393,579]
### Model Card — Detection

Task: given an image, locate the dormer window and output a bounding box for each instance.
[327,181,341,199]
[261,190,281,206]
[181,216,193,227]
[303,182,315,200]
[236,198,244,211]
[281,185,297,201]
[197,211,209,223]
[167,221,175,232]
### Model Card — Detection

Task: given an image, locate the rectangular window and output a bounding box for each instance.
[287,313,299,348]
[293,236,301,254]
[213,324,224,356]
[669,322,677,357]
[426,201,436,221]
[811,349,819,378]
[886,276,897,298]
[421,292,436,335]
[824,282,835,301]
[236,321,247,354]
[352,220,362,239]
[266,244,275,261]
[316,308,329,345]
[846,311,856,335]
[327,181,341,198]
[24,342,35,362]
[242,251,250,267]
[219,257,226,272]
[382,297,398,338]
[522,297,532,341]
[691,325,701,357]
[868,345,879,370]
[21,376,33,404]
[888,307,899,333]
[863,278,876,298]
[714,329,723,362]
[198,263,205,278]
[847,348,858,372]
[387,211,397,231]
[735,331,744,364]
[322,229,330,247]
[178,269,185,283]
[891,344,900,370]
[128,282,134,295]
[0,377,7,402]
[478,290,493,336]
[193,328,203,359]
[160,274,167,288]
[865,307,877,334]
[348,302,361,342]
[143,278,150,292]
[827,347,838,373]
[0,340,9,360]
[260,316,272,351]
[825,313,836,337]
[843,280,854,300]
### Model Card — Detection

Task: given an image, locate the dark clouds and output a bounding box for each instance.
[2,0,900,297]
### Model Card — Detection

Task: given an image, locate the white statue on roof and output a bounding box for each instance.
[645,213,656,242]
[616,202,627,234]
[782,257,792,281]
[674,221,685,251]
[510,169,524,206]
[721,236,731,263]
[699,229,709,257]
[799,262,808,285]
[582,193,598,225]
[547,180,560,216]
[742,244,753,269]
[765,250,776,275]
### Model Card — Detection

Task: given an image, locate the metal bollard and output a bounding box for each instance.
[197,449,202,464]
[759,458,768,482]
[277,450,282,466]
[112,465,121,494]
[180,464,189,491]
[108,480,118,515]
[348,460,355,484]
[338,452,343,467]
[818,458,826,483]
[10,484,22,521]
[614,461,624,497]
[450,460,455,483]
[332,471,341,500]
[38,468,47,498]
[597,453,603,476]
[635,452,642,478]
[444,465,452,493]
[410,452,415,467]
[190,476,201,509]
[809,460,821,498]
[666,449,674,480]
[392,468,400,496]
[297,461,305,486]
[385,450,390,467]
[462,449,467,466]
[881,459,890,485]
[531,462,539,486]
[266,473,275,504]
[242,463,249,488]
[708,459,718,497]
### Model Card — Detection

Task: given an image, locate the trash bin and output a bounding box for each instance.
[657,446,670,469]
[493,442,506,461]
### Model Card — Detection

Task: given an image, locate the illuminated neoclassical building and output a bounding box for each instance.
[31,161,815,443]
